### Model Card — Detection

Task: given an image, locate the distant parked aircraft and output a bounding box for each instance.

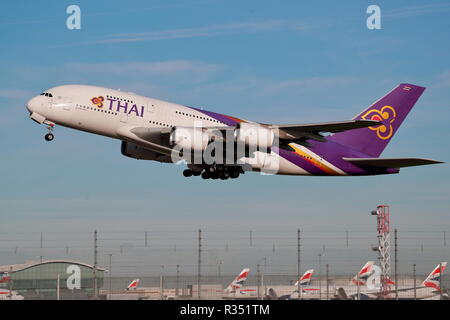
[126,279,140,290]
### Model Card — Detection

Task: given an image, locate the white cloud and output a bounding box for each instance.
[57,19,318,47]
[385,3,450,19]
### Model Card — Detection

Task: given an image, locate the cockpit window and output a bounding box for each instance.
[40,92,53,97]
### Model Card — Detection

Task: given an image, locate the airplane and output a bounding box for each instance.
[126,279,140,290]
[0,272,10,284]
[340,261,447,300]
[224,268,255,296]
[279,269,320,299]
[0,289,24,300]
[421,262,447,292]
[26,83,443,179]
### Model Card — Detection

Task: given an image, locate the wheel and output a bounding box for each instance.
[183,169,193,177]
[201,172,210,179]
[230,170,239,179]
[45,133,54,141]
[192,171,201,176]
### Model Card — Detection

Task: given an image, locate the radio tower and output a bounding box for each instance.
[371,205,391,299]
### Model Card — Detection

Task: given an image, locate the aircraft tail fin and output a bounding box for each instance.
[127,279,140,290]
[329,84,426,157]
[294,269,314,287]
[226,268,250,292]
[422,262,447,291]
[351,261,374,285]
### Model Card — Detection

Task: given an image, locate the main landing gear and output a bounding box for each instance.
[183,165,243,180]
[44,123,55,141]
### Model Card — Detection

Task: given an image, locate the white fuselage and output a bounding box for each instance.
[26,85,306,175]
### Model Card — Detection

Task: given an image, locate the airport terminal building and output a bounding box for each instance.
[0,260,105,300]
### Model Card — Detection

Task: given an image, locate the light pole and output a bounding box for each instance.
[256,257,267,300]
[413,264,416,300]
[263,257,267,297]
[160,265,165,300]
[176,264,180,298]
[218,260,222,281]
[318,253,324,300]
[326,264,329,300]
[108,254,112,300]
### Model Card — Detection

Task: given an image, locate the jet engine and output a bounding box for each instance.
[121,141,171,163]
[169,126,210,152]
[234,123,274,152]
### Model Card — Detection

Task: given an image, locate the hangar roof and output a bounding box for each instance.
[0,260,106,273]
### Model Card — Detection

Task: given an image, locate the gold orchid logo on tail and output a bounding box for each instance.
[361,105,396,140]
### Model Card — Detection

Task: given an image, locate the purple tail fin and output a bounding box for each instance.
[329,83,426,157]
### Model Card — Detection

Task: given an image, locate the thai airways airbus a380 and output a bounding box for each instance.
[26,83,442,179]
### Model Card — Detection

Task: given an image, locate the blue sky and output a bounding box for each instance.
[0,1,449,274]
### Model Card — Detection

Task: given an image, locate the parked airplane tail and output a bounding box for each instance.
[422,262,447,291]
[351,261,374,285]
[329,83,426,157]
[226,268,250,292]
[294,269,314,287]
[0,272,10,283]
[127,279,140,290]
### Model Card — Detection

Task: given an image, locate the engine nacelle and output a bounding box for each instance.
[169,126,210,152]
[234,123,274,151]
[121,141,171,163]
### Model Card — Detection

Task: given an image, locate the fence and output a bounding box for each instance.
[0,229,448,299]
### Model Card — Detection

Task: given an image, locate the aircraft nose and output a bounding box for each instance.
[26,96,41,114]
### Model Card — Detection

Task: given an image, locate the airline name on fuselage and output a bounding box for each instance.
[91,95,145,117]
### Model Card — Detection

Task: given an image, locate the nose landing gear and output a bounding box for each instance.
[45,133,54,141]
[44,123,55,141]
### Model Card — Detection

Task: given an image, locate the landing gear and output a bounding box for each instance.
[185,165,243,180]
[230,170,240,179]
[44,133,54,141]
[183,169,193,177]
[201,171,210,179]
[44,123,55,142]
[183,169,202,177]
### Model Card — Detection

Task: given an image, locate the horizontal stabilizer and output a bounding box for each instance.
[343,157,444,168]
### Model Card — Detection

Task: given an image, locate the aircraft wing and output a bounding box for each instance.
[269,120,381,141]
[116,126,174,156]
[343,157,444,168]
